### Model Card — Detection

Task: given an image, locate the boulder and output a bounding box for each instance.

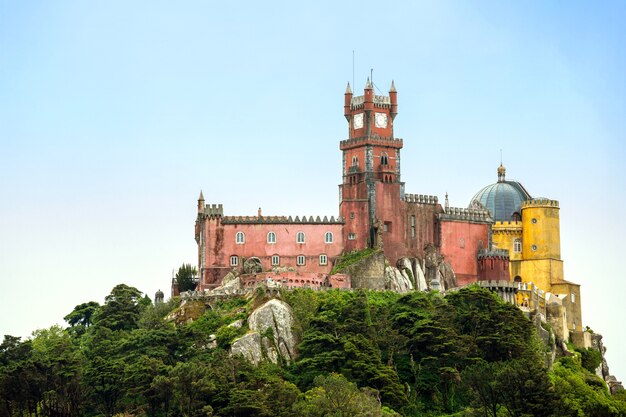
[385,265,413,293]
[231,298,297,365]
[413,260,428,291]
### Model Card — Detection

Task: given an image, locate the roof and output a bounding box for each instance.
[469,165,532,222]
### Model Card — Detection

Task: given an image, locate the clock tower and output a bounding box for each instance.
[339,79,405,253]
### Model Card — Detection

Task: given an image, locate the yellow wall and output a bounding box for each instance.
[517,259,564,291]
[492,221,523,261]
[551,282,583,334]
[521,199,561,260]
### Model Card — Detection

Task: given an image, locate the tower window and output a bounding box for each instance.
[271,255,280,266]
[296,231,305,243]
[348,233,357,240]
[531,244,538,251]
[532,218,538,224]
[571,293,576,303]
[235,232,245,244]
[319,254,328,265]
[381,152,389,165]
[411,215,416,238]
[296,255,306,266]
[267,231,276,244]
[513,238,522,253]
[325,232,334,243]
[350,212,355,219]
[352,156,359,166]
[230,256,238,266]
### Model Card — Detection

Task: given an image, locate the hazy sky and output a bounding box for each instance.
[1,1,625,380]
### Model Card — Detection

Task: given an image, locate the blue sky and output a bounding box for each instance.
[1,1,625,379]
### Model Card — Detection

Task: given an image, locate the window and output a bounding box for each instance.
[271,255,280,266]
[531,244,538,251]
[350,212,355,219]
[411,215,416,238]
[532,218,538,224]
[325,232,334,243]
[352,155,359,166]
[513,238,522,253]
[319,254,328,265]
[348,233,357,240]
[267,231,276,244]
[381,152,389,165]
[459,238,465,249]
[296,255,305,266]
[571,293,576,303]
[296,231,305,243]
[230,256,238,266]
[235,232,245,244]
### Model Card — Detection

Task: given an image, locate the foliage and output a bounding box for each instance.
[575,346,604,373]
[330,248,378,274]
[176,263,198,293]
[2,284,626,416]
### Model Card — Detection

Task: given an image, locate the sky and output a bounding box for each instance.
[1,1,625,380]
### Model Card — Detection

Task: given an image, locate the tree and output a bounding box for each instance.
[93,284,145,331]
[176,263,198,293]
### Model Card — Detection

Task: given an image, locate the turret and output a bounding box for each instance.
[389,80,397,120]
[364,77,374,111]
[198,190,205,214]
[344,82,352,121]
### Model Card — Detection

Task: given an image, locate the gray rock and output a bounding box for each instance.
[385,265,413,293]
[231,299,297,365]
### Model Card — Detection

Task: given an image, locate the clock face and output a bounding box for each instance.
[375,112,388,128]
[353,113,364,129]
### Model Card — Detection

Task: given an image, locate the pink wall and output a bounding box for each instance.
[440,220,490,286]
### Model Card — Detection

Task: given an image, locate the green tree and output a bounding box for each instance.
[93,284,145,331]
[176,263,198,293]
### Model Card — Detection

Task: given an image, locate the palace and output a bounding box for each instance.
[188,79,584,345]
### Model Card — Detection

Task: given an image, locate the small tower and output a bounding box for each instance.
[497,164,506,182]
[155,289,164,304]
[198,190,205,213]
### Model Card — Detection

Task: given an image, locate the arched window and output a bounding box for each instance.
[513,238,522,253]
[381,152,389,165]
[319,254,328,265]
[235,232,245,244]
[267,231,276,244]
[296,231,305,243]
[296,255,306,266]
[325,232,333,244]
[352,155,359,166]
[230,256,238,266]
[271,255,280,266]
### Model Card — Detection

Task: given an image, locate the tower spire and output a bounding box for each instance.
[497,163,506,182]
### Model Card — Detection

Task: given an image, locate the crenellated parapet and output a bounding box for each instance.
[340,135,403,150]
[202,204,223,218]
[221,215,343,225]
[404,193,438,205]
[350,94,391,110]
[439,206,492,223]
[478,248,510,259]
[522,198,559,208]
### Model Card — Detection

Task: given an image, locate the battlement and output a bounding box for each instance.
[478,248,510,259]
[439,206,492,223]
[340,135,403,150]
[203,204,223,217]
[350,94,391,109]
[220,215,343,225]
[404,193,438,205]
[521,198,559,208]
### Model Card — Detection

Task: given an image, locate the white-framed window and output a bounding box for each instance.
[325,232,333,243]
[348,233,357,240]
[271,255,280,266]
[319,254,328,265]
[513,238,522,253]
[267,231,276,244]
[296,255,306,266]
[352,155,359,166]
[296,231,305,243]
[571,293,576,303]
[230,256,238,266]
[235,231,245,244]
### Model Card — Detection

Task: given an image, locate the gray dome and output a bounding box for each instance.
[470,165,531,222]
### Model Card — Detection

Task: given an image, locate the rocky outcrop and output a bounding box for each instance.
[591,333,625,395]
[231,299,297,365]
[385,263,414,293]
[165,299,207,325]
[343,251,386,290]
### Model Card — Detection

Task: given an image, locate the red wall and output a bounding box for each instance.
[439,220,490,286]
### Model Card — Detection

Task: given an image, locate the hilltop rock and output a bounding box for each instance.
[231,298,297,365]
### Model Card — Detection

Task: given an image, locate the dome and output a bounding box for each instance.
[469,165,531,222]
